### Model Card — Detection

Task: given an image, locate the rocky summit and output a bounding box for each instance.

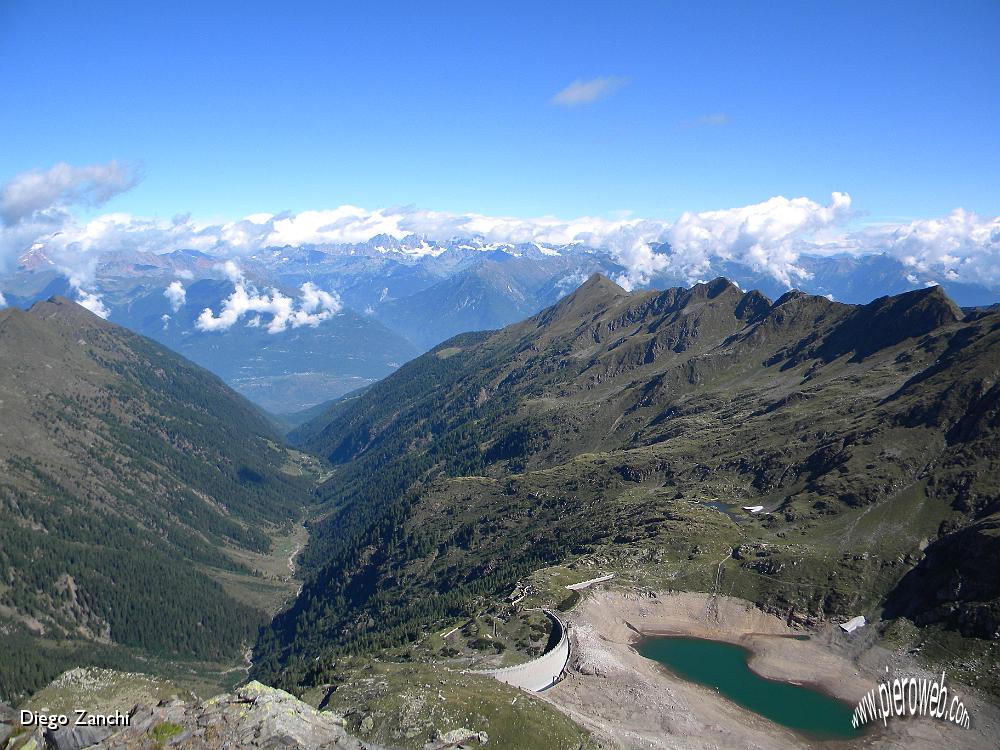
[2,681,372,750]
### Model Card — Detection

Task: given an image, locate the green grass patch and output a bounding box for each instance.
[151,721,184,743]
[317,661,595,750]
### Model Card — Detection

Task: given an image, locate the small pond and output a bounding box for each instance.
[637,636,862,740]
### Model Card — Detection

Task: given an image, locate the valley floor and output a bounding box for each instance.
[543,590,1000,750]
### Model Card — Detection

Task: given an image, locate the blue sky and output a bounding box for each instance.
[1,0,998,223]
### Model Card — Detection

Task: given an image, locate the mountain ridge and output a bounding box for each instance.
[0,296,314,702]
[254,274,999,694]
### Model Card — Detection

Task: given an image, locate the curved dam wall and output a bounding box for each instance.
[471,610,570,692]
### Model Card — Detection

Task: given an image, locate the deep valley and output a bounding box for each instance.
[2,275,998,749]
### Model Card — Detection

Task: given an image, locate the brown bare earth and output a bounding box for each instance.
[542,589,1000,750]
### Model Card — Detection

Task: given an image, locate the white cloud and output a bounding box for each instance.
[556,270,591,297]
[196,281,342,334]
[164,280,186,312]
[298,281,340,315]
[653,192,854,289]
[551,76,628,107]
[682,113,729,128]
[216,259,245,283]
[1,162,998,295]
[855,209,1000,287]
[7,195,999,293]
[0,290,6,307]
[75,288,110,319]
[0,161,139,226]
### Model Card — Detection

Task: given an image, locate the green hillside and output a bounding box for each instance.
[0,298,313,702]
[254,275,999,693]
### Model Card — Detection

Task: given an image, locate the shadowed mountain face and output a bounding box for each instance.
[255,274,999,689]
[0,298,313,701]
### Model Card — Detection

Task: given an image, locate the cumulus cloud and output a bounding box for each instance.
[55,265,113,319]
[216,259,245,283]
[75,288,110,319]
[1,162,998,296]
[854,209,1000,287]
[551,76,628,106]
[525,193,854,291]
[0,290,6,307]
[298,281,341,315]
[7,194,1000,293]
[0,161,139,226]
[556,270,591,295]
[196,281,342,334]
[0,162,142,284]
[164,280,186,312]
[658,192,854,288]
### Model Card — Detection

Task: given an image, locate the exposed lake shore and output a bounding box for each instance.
[542,589,999,750]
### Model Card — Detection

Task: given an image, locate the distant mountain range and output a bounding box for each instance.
[2,236,998,414]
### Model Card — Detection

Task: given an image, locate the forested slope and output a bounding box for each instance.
[0,298,313,701]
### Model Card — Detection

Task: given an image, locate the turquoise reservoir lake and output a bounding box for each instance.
[637,636,863,740]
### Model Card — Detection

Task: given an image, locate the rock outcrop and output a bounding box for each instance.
[2,682,375,750]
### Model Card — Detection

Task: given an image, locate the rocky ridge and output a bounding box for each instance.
[2,681,373,750]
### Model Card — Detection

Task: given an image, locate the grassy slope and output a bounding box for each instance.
[0,298,315,702]
[303,661,595,750]
[255,276,998,701]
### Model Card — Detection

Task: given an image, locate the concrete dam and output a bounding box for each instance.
[470,609,570,692]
